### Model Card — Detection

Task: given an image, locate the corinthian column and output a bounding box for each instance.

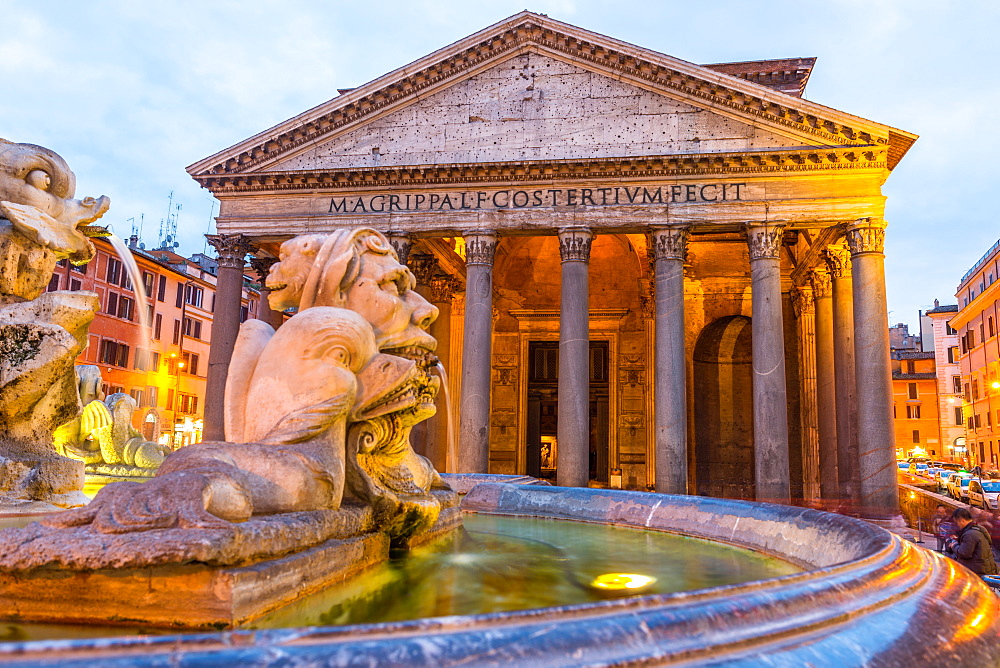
[745,222,790,503]
[810,268,839,501]
[250,256,283,330]
[650,225,689,495]
[847,218,898,518]
[824,245,859,508]
[204,233,256,441]
[458,231,496,473]
[792,284,820,503]
[557,227,593,488]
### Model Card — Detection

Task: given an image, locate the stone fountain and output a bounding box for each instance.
[0,225,460,626]
[0,143,997,664]
[0,139,111,510]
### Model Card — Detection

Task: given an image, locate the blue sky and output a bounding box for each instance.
[3,0,997,327]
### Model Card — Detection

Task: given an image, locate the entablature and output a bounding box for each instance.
[196,147,887,194]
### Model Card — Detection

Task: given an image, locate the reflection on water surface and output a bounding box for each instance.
[250,514,800,628]
[0,514,799,640]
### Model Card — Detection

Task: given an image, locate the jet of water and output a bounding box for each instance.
[436,362,457,473]
[106,233,152,364]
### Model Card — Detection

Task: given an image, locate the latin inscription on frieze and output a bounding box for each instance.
[329,183,745,214]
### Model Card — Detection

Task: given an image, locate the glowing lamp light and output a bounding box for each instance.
[590,573,657,591]
[992,382,1000,390]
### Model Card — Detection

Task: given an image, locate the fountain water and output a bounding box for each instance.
[105,233,151,356]
[435,362,457,472]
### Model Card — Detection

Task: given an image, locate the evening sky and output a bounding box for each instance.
[2,0,996,328]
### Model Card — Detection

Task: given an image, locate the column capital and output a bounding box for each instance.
[791,285,815,318]
[846,218,887,256]
[428,273,459,303]
[649,225,691,262]
[408,252,437,284]
[558,226,593,262]
[809,267,833,298]
[463,231,497,266]
[822,245,852,278]
[206,234,256,270]
[249,255,277,283]
[385,231,412,266]
[744,222,785,261]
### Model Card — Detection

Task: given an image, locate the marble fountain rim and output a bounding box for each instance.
[0,478,997,666]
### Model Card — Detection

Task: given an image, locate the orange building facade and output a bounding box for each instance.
[891,350,943,459]
[923,303,967,462]
[46,237,260,449]
[952,239,1000,473]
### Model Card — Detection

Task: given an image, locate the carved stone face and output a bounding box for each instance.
[342,249,438,355]
[266,234,322,312]
[266,231,439,355]
[0,140,109,229]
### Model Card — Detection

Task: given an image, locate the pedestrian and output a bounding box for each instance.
[931,504,949,552]
[945,508,1000,576]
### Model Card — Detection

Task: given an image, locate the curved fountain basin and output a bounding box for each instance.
[1,479,998,666]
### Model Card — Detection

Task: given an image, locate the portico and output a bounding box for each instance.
[187,12,915,517]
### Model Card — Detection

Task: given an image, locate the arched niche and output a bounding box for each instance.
[693,315,755,500]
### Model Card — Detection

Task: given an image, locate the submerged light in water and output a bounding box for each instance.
[590,572,657,591]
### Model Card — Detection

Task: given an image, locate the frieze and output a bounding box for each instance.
[195,15,890,178]
[195,148,887,193]
[745,223,785,261]
[494,368,517,386]
[619,368,645,387]
[493,354,519,368]
[558,227,593,262]
[846,218,886,255]
[620,353,645,367]
[330,184,744,215]
[205,234,256,270]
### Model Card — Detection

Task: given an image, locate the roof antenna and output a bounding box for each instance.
[202,198,217,255]
[158,192,181,251]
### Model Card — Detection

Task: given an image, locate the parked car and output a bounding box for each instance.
[897,461,910,471]
[908,462,931,477]
[936,469,958,492]
[948,473,974,502]
[968,479,1000,510]
[931,461,964,472]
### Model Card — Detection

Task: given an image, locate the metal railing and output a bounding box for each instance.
[960,238,1000,286]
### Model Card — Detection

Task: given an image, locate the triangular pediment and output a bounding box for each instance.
[188,11,916,180]
[260,53,815,172]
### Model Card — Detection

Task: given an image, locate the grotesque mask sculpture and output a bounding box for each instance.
[0,140,110,508]
[37,229,452,557]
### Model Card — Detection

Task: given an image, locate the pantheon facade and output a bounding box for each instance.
[188,12,916,518]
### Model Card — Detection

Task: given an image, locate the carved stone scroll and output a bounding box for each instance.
[649,226,690,262]
[463,232,497,266]
[558,227,593,262]
[846,218,887,256]
[745,223,785,261]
